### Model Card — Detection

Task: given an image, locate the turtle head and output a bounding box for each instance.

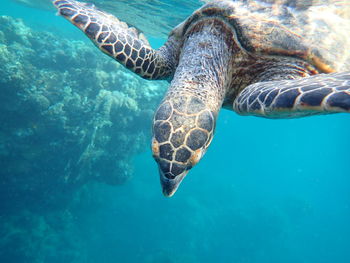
[152,95,216,197]
[151,19,234,196]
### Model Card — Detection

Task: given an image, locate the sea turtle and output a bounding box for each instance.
[52,0,350,197]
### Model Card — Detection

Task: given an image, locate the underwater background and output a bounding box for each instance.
[0,0,349,262]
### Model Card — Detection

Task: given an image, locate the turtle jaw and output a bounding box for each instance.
[152,136,206,197]
[159,168,189,197]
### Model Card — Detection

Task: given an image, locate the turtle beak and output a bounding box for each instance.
[159,169,189,197]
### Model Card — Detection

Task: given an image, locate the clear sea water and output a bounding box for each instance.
[0,0,349,262]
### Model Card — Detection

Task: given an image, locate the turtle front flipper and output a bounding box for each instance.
[52,0,178,80]
[233,72,350,118]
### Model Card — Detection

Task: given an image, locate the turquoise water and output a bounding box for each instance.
[0,0,349,262]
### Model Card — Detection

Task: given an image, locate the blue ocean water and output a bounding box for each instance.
[0,0,349,262]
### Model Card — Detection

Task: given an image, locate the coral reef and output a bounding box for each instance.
[0,15,165,211]
[0,210,85,263]
[0,14,167,261]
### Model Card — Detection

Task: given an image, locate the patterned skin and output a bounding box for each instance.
[234,72,350,118]
[52,0,180,79]
[52,0,350,197]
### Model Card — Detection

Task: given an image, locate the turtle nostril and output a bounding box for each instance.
[158,159,171,174]
[171,163,187,176]
[164,173,176,179]
[157,159,189,180]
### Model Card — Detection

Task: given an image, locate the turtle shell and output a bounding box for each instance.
[171,0,350,73]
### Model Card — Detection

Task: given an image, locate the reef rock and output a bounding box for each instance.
[0,15,166,211]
